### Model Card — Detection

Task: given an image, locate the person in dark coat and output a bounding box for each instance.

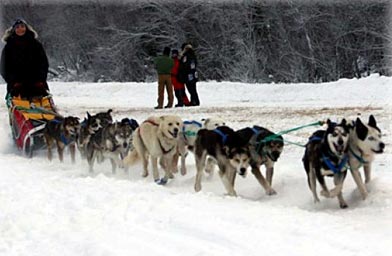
[178,43,200,106]
[0,18,49,99]
[171,49,190,107]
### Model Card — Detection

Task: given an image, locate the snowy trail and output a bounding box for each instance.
[0,75,391,256]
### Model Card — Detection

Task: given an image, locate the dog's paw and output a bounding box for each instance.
[194,183,202,192]
[141,171,148,177]
[360,190,369,200]
[329,187,343,198]
[320,190,331,198]
[266,189,277,196]
[155,177,168,185]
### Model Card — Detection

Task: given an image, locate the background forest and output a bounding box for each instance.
[1,0,391,83]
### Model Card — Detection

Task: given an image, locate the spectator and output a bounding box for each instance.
[0,18,50,99]
[153,46,174,109]
[171,49,190,107]
[178,43,200,106]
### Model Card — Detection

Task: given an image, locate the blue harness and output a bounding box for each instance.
[308,134,347,174]
[49,119,74,145]
[322,154,348,174]
[182,120,202,137]
[213,129,228,144]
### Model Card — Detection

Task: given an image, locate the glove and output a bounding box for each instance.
[13,82,22,89]
[10,82,22,96]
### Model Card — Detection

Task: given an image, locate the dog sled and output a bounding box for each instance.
[6,94,59,157]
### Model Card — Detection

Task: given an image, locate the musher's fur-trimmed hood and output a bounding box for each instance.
[2,20,39,43]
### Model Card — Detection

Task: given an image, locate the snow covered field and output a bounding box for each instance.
[0,74,391,256]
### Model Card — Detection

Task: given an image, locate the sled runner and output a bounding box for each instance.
[6,94,59,157]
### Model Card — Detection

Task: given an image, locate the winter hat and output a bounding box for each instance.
[163,46,171,56]
[171,49,179,56]
[12,18,28,29]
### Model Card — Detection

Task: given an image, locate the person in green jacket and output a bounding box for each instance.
[154,46,174,109]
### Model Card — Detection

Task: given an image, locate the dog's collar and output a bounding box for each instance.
[322,154,348,174]
[213,129,228,144]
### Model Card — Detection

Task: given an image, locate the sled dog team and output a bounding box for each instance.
[42,111,385,209]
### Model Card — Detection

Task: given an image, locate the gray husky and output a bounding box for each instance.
[86,121,133,174]
[348,115,385,200]
[77,109,113,159]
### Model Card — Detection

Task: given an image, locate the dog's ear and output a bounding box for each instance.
[87,112,91,118]
[356,117,368,141]
[222,145,230,156]
[368,115,377,129]
[160,116,165,121]
[341,118,347,126]
[107,109,113,114]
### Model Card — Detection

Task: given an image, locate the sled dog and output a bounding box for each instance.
[86,121,133,174]
[194,126,250,196]
[123,115,183,184]
[44,116,80,163]
[174,117,226,175]
[348,115,385,200]
[77,109,113,159]
[303,119,350,208]
[237,126,284,195]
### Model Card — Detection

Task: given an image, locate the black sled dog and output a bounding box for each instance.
[303,119,350,208]
[237,126,284,195]
[194,126,251,196]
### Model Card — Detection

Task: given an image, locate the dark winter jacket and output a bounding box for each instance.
[178,45,198,84]
[0,24,49,97]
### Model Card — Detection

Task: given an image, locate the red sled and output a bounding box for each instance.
[6,94,59,157]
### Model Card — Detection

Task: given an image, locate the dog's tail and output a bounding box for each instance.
[123,149,140,166]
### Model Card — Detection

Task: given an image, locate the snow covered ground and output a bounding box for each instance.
[0,74,391,256]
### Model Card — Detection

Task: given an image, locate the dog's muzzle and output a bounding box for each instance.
[170,128,179,138]
[269,151,281,161]
[372,142,385,153]
[239,168,247,177]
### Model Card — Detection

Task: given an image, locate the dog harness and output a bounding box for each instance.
[182,120,202,140]
[139,119,175,155]
[213,129,228,144]
[321,154,348,174]
[349,147,368,164]
[48,119,75,145]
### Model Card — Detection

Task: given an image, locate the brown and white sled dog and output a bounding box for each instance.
[123,115,182,184]
[44,116,80,163]
[348,115,385,200]
[303,119,350,208]
[237,126,284,195]
[194,126,250,196]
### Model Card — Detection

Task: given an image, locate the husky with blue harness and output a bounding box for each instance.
[302,119,350,208]
[194,126,250,196]
[43,116,80,163]
[348,115,385,200]
[237,126,284,195]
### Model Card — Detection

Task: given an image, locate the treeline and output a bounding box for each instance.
[1,0,390,83]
